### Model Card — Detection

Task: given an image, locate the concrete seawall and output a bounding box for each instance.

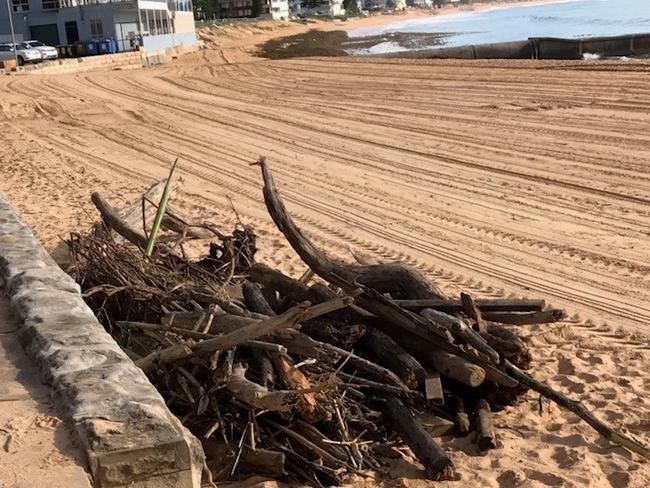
[0,192,204,488]
[371,32,650,60]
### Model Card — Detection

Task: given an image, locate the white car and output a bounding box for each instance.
[20,40,58,60]
[0,43,42,65]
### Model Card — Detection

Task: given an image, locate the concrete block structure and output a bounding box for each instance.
[0,192,205,488]
[0,0,197,52]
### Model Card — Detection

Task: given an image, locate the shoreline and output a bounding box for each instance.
[342,0,577,35]
[194,0,579,62]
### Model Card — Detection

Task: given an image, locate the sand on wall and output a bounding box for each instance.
[0,20,649,488]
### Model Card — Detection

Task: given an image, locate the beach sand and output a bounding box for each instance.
[196,0,572,60]
[0,12,649,488]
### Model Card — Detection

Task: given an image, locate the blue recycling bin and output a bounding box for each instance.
[97,39,110,54]
[85,40,98,55]
[96,39,117,55]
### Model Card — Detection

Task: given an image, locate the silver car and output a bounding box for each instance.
[20,40,58,60]
[0,43,42,65]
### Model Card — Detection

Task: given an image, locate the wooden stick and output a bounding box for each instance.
[385,397,455,481]
[264,419,351,470]
[135,342,194,371]
[117,321,287,353]
[249,263,310,302]
[460,292,488,333]
[210,311,405,387]
[428,350,486,388]
[191,296,353,358]
[475,399,496,451]
[361,327,427,389]
[454,397,470,435]
[91,192,148,248]
[421,308,499,363]
[268,352,324,422]
[504,360,650,459]
[394,298,546,312]
[376,326,486,387]
[254,351,275,388]
[338,372,423,400]
[424,372,444,405]
[482,309,565,325]
[137,297,352,370]
[226,363,296,412]
[299,268,315,284]
[295,420,350,462]
[325,342,408,388]
[252,157,446,301]
[242,281,277,316]
[253,157,518,386]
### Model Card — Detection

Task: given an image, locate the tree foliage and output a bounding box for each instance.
[343,0,360,16]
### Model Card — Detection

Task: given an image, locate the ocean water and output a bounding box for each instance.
[348,0,650,52]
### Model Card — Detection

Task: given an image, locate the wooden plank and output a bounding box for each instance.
[393,298,546,312]
[424,372,444,405]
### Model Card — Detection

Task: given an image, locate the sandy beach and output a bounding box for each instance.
[1,9,649,488]
[196,0,575,59]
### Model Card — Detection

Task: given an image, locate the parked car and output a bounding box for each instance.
[20,40,58,60]
[0,43,42,65]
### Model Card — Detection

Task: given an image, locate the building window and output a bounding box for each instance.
[90,19,104,38]
[41,0,60,10]
[11,0,29,12]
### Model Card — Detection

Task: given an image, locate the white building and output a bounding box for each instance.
[294,0,343,17]
[216,0,288,19]
[0,0,197,52]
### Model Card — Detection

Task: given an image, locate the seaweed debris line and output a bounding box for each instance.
[256,30,650,61]
[364,33,650,60]
[65,157,650,487]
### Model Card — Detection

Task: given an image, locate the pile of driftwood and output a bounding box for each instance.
[67,158,650,487]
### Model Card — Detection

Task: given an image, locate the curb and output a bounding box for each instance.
[0,192,204,488]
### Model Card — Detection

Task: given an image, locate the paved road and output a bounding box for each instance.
[0,292,91,488]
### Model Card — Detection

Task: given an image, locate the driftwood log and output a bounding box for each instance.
[91,192,149,248]
[393,298,546,312]
[454,397,470,435]
[269,352,324,422]
[420,308,499,363]
[249,263,310,302]
[226,363,296,412]
[481,309,565,325]
[475,399,496,451]
[360,327,427,389]
[252,157,518,386]
[385,397,454,480]
[242,281,277,316]
[251,158,446,301]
